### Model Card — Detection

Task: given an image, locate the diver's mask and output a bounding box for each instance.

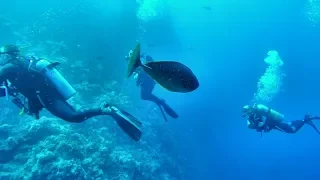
[242,105,254,117]
[0,45,20,56]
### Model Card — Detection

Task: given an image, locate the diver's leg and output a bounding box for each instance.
[45,98,103,123]
[45,99,142,140]
[277,118,320,134]
[276,121,305,133]
[140,83,155,100]
[28,98,44,119]
[140,88,179,118]
[305,114,320,121]
[141,89,162,103]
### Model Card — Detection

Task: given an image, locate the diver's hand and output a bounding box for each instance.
[263,126,271,132]
[258,121,265,128]
[101,103,114,115]
[101,103,122,115]
[109,105,120,113]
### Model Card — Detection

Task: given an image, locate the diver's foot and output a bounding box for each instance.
[304,114,315,122]
[101,103,113,115]
[101,103,122,115]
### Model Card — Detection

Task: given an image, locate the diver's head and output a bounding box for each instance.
[242,105,253,117]
[0,45,20,56]
[0,45,21,65]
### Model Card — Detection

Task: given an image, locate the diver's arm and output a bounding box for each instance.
[257,116,267,128]
[247,114,265,131]
[247,120,256,129]
[0,64,18,98]
[247,115,260,129]
[0,63,16,82]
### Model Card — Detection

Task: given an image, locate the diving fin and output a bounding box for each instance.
[111,106,142,141]
[159,100,179,119]
[126,42,142,78]
[157,104,168,122]
[19,107,25,116]
[305,121,320,135]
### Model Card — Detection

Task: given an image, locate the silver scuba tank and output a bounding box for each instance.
[29,58,76,100]
[255,104,284,124]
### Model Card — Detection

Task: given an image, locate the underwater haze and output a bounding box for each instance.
[1,0,320,179]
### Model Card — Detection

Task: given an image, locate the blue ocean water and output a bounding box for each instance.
[0,0,320,179]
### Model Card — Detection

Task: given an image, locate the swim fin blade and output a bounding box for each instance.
[306,121,320,135]
[157,104,168,122]
[161,102,179,119]
[112,107,142,141]
[19,107,24,116]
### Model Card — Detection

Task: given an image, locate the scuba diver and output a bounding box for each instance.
[0,45,142,141]
[125,50,179,122]
[242,104,320,136]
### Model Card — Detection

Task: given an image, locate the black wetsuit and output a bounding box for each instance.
[136,55,178,121]
[275,116,320,134]
[250,114,320,134]
[0,55,104,122]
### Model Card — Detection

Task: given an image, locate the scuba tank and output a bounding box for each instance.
[254,104,284,124]
[28,57,76,100]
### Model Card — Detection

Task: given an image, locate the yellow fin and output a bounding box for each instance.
[19,107,24,116]
[126,42,141,78]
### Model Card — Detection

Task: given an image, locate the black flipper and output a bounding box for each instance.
[160,101,179,119]
[306,121,320,135]
[310,116,320,120]
[111,106,142,141]
[157,104,168,122]
[304,114,320,121]
[304,114,320,135]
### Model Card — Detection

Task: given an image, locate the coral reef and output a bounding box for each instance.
[0,2,185,179]
[0,112,184,179]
